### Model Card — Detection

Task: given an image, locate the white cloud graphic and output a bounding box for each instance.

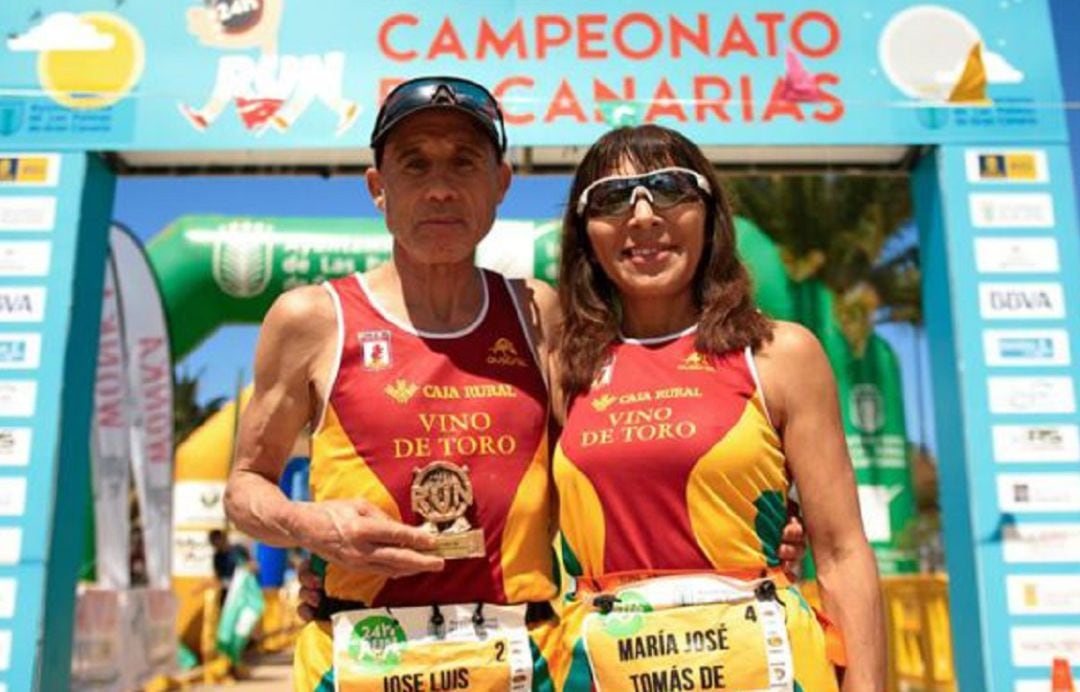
[6,12,114,53]
[984,51,1024,83]
[935,48,1025,85]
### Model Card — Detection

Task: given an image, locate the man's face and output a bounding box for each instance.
[367,110,511,266]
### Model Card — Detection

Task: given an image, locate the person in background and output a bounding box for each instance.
[209,528,252,593]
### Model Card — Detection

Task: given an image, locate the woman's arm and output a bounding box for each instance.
[759,321,886,691]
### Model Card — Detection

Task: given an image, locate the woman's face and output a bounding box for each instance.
[582,161,708,303]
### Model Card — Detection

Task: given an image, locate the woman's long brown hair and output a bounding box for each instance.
[557,125,773,404]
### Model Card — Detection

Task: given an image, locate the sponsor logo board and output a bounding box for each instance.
[0,287,45,322]
[0,381,36,417]
[988,377,1075,415]
[0,478,26,517]
[0,154,60,187]
[975,238,1060,274]
[171,529,215,578]
[983,329,1070,367]
[0,428,31,467]
[993,424,1080,463]
[965,149,1049,184]
[1003,523,1080,563]
[979,283,1065,320]
[0,333,41,370]
[172,481,227,527]
[0,197,55,231]
[0,529,21,565]
[997,473,1080,512]
[1007,574,1080,615]
[970,192,1054,228]
[1010,626,1080,667]
[0,579,14,619]
[0,242,50,276]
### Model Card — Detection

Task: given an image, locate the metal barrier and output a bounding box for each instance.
[880,575,956,692]
[256,586,305,654]
[798,575,956,692]
[147,584,305,690]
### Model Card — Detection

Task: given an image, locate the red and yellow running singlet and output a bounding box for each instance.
[312,269,556,607]
[554,327,786,575]
[551,327,841,692]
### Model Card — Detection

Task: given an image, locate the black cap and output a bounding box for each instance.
[370,76,507,160]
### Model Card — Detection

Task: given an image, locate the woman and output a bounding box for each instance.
[550,125,884,691]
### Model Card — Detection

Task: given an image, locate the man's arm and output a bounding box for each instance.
[510,277,566,426]
[224,286,442,576]
[509,277,561,383]
[760,322,885,692]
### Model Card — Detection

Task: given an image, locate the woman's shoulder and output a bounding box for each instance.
[755,320,823,362]
[751,321,834,424]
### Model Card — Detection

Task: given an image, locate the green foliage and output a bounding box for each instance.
[726,175,922,343]
[174,367,227,445]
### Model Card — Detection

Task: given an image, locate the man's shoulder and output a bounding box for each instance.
[263,284,336,331]
[255,285,338,369]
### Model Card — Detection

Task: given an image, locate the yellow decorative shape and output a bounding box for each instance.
[500,429,558,602]
[311,404,399,603]
[947,42,991,105]
[686,395,786,571]
[552,443,606,576]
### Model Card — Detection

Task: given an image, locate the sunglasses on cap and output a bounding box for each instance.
[370,76,507,154]
[576,166,711,217]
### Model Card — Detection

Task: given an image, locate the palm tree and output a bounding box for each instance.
[174,367,227,445]
[725,174,919,354]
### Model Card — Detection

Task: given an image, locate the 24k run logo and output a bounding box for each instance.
[385,379,418,404]
[486,337,528,367]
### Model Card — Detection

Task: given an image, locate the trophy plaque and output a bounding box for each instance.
[410,461,485,559]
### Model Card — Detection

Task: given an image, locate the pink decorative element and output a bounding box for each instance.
[780,48,826,103]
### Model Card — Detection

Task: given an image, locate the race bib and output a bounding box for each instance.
[332,603,532,692]
[582,577,793,692]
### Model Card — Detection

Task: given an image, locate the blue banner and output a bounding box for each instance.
[0,152,111,690]
[921,143,1080,690]
[0,1,1069,150]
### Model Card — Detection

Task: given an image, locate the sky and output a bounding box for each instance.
[112,0,1080,450]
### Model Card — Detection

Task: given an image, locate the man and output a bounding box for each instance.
[224,76,562,690]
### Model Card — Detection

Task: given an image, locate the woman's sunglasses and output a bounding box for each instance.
[576,167,711,218]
